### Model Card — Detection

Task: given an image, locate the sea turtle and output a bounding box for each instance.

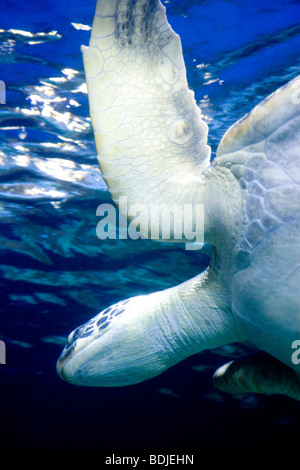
[56,0,300,400]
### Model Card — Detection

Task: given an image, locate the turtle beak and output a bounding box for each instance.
[56,325,86,381]
[56,343,74,381]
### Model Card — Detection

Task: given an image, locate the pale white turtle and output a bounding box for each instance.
[56,0,300,400]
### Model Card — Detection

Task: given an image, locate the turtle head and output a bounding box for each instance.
[56,293,182,387]
[57,273,240,388]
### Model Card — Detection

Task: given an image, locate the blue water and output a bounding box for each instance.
[1,0,300,451]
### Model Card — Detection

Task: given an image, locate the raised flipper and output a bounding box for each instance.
[82,0,211,241]
[213,352,300,401]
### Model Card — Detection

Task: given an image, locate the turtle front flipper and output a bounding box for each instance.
[82,0,211,242]
[213,351,300,401]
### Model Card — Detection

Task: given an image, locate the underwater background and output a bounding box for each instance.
[0,0,300,451]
